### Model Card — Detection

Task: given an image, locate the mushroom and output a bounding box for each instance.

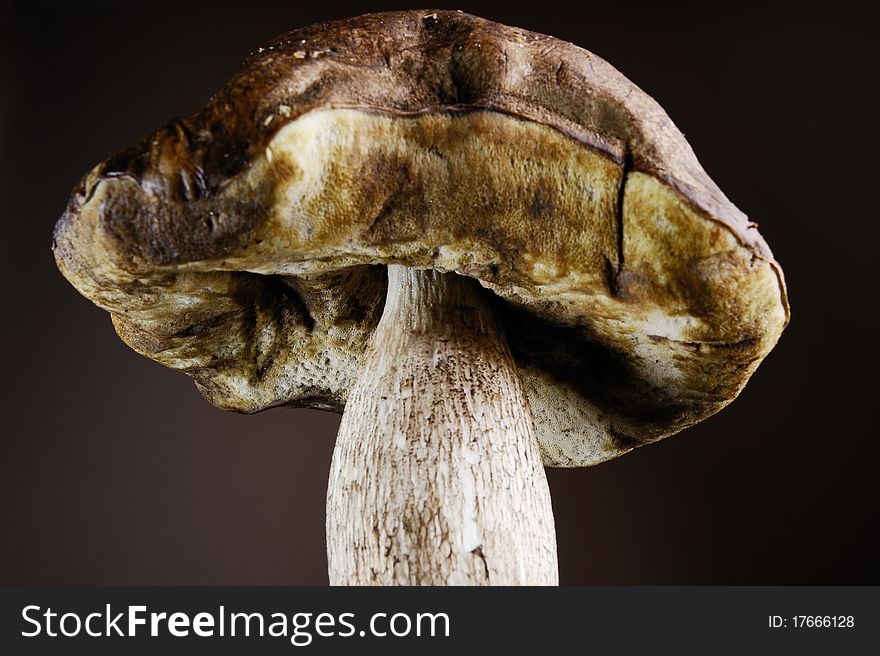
[52,10,789,585]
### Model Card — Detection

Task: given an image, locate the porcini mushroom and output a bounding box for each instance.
[53,10,789,585]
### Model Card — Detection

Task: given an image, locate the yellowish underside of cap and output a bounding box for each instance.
[99,108,785,466]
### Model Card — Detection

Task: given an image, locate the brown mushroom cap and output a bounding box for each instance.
[53,10,789,466]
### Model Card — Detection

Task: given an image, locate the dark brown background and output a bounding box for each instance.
[1,0,877,585]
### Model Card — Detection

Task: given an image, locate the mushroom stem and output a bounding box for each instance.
[326,265,558,585]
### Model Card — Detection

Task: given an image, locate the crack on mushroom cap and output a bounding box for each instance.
[52,10,789,467]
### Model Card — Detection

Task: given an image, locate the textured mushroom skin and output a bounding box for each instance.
[53,10,789,466]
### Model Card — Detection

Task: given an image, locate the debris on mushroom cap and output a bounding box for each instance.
[53,10,789,466]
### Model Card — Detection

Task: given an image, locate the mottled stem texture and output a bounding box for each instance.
[326,265,558,585]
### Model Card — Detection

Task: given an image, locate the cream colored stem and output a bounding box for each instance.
[326,266,558,585]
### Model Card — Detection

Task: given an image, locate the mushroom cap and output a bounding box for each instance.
[53,10,789,466]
